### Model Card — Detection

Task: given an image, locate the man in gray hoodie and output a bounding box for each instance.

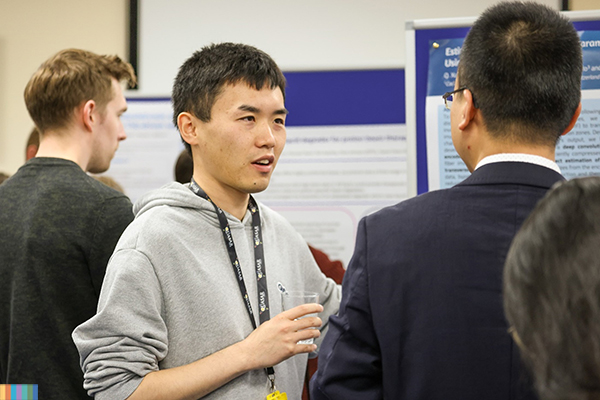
[73,43,341,400]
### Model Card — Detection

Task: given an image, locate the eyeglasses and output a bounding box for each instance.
[442,86,468,110]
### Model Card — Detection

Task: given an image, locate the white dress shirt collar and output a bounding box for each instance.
[474,153,561,174]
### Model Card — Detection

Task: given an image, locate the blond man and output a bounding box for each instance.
[0,49,136,400]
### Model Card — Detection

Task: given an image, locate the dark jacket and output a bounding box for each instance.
[311,162,563,400]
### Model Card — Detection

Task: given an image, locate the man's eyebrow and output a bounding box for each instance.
[238,105,260,113]
[238,105,289,115]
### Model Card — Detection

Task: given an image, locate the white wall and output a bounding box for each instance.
[573,0,600,9]
[0,0,560,174]
[137,0,559,94]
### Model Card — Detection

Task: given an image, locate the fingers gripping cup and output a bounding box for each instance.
[281,291,320,344]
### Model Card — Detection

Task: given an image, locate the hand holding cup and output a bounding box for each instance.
[281,291,320,344]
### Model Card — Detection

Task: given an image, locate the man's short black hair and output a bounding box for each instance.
[459,1,582,146]
[172,42,287,153]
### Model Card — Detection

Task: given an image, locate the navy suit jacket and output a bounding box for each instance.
[310,162,564,400]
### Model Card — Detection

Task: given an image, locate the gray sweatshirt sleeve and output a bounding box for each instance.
[72,249,168,400]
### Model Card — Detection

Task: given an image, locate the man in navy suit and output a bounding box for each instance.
[310,2,583,399]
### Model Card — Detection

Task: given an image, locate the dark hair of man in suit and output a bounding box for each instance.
[457,1,582,147]
[171,42,287,154]
[504,176,600,400]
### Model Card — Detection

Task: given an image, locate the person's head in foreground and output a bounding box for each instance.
[504,176,600,400]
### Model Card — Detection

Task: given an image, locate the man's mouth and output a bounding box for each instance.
[252,156,275,172]
[253,155,274,166]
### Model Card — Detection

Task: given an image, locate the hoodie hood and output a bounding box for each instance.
[133,182,250,228]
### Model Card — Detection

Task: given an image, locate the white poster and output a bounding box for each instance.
[101,99,184,202]
[255,124,408,265]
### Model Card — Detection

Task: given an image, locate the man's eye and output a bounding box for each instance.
[274,118,285,125]
[242,116,255,122]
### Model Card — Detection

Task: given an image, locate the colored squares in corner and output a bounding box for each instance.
[0,385,38,400]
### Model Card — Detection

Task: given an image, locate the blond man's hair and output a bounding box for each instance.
[24,48,136,132]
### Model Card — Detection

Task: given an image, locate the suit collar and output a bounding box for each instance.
[456,161,564,189]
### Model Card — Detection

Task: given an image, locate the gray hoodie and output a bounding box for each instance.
[72,182,341,400]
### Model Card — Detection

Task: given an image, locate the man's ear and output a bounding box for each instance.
[561,102,582,136]
[81,100,96,132]
[26,144,38,160]
[177,112,200,146]
[457,89,477,131]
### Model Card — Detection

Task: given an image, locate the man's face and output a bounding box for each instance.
[192,82,287,200]
[88,78,128,173]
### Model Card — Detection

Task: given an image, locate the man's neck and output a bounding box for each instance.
[192,174,249,221]
[35,129,90,171]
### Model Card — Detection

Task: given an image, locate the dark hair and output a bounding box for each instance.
[459,1,582,146]
[171,42,286,153]
[24,49,136,133]
[174,149,193,184]
[504,177,600,400]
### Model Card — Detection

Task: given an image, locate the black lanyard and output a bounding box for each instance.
[189,179,275,377]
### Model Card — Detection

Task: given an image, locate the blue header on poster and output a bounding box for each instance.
[283,69,405,127]
[581,30,600,90]
[427,38,465,96]
[127,70,406,128]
